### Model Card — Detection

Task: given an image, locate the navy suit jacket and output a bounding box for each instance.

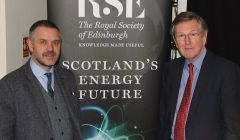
[0,61,82,140]
[159,50,240,140]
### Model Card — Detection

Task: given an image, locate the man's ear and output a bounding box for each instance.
[202,31,208,46]
[172,37,178,49]
[27,38,33,52]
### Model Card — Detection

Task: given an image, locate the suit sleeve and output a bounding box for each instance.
[69,71,81,119]
[0,79,16,140]
[159,63,167,140]
[221,63,240,140]
[67,70,83,139]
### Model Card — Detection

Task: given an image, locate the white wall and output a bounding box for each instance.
[0,0,7,79]
[178,0,188,14]
[0,0,47,79]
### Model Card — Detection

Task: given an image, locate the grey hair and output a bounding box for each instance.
[170,11,208,37]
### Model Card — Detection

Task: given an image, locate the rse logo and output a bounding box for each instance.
[79,0,145,18]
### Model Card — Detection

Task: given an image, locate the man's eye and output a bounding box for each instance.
[190,33,196,37]
[190,33,199,37]
[40,40,47,44]
[53,41,61,46]
[178,34,185,38]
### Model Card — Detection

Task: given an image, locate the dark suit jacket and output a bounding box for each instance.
[0,61,82,140]
[159,50,240,140]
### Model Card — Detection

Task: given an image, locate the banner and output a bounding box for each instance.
[48,0,171,139]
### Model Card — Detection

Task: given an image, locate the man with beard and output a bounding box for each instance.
[0,20,82,140]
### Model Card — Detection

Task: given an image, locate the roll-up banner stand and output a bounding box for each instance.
[48,0,172,139]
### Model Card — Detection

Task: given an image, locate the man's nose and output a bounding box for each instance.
[185,35,191,44]
[46,43,54,51]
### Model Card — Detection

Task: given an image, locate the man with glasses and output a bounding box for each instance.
[0,20,82,140]
[159,11,240,140]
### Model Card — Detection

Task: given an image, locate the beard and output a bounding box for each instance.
[37,51,59,67]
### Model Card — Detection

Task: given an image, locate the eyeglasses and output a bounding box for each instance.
[175,32,201,41]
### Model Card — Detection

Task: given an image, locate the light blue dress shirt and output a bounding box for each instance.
[171,48,207,140]
[30,59,54,92]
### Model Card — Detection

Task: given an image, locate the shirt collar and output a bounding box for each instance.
[185,48,207,70]
[30,58,54,78]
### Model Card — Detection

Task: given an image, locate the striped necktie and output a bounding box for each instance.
[174,63,194,140]
[45,73,54,99]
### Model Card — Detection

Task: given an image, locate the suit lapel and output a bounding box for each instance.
[23,62,52,127]
[54,68,72,111]
[187,51,211,126]
[169,59,185,125]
